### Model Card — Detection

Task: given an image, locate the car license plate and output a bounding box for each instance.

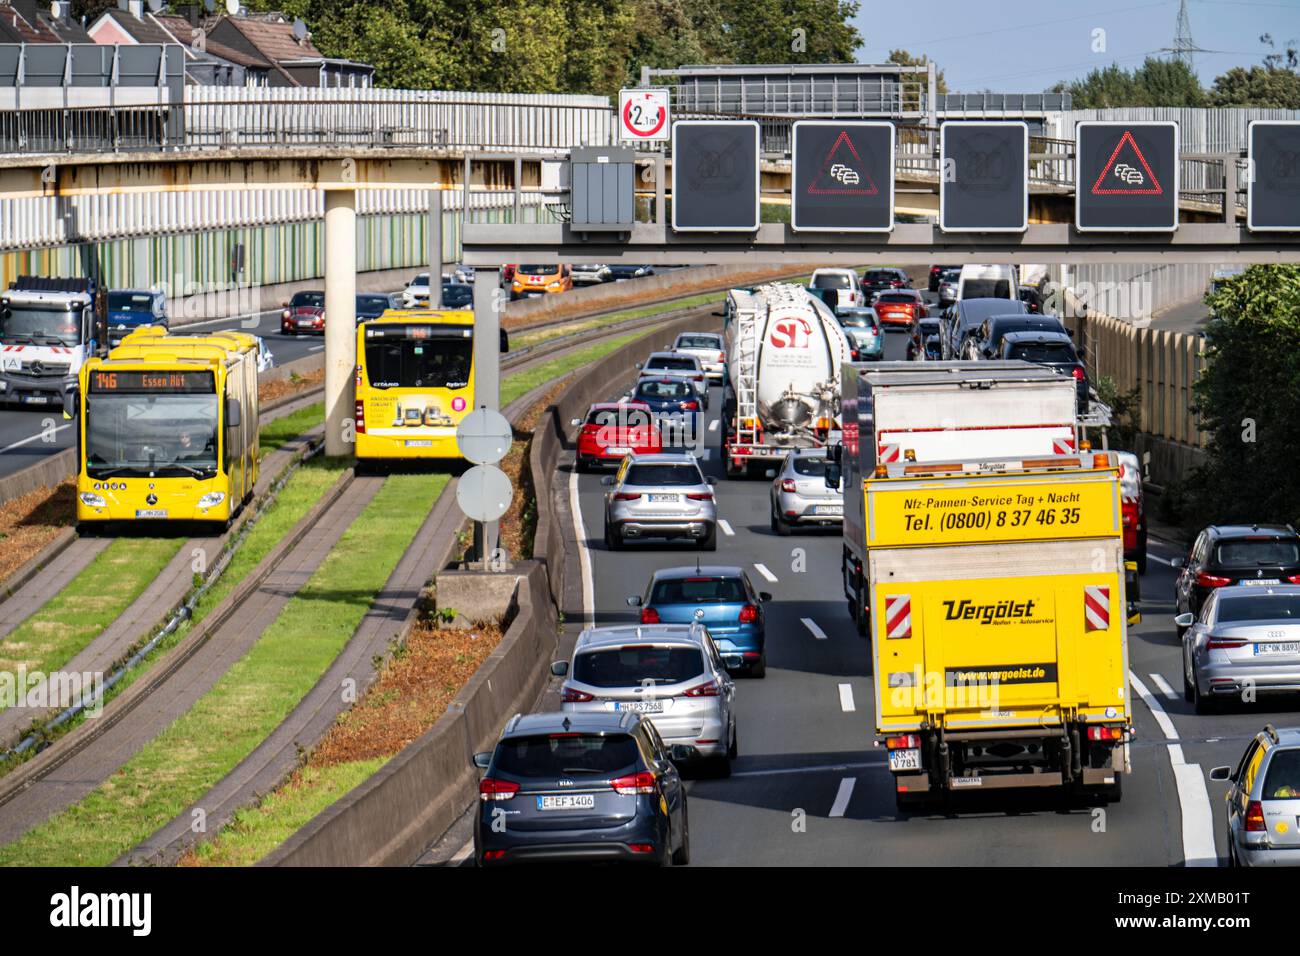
[135,509,168,518]
[1256,642,1300,655]
[1241,579,1280,586]
[607,447,631,456]
[404,439,432,447]
[888,749,921,772]
[814,505,843,515]
[649,493,679,502]
[21,395,49,404]
[615,700,663,714]
[537,794,595,811]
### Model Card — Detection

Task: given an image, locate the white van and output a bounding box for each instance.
[957,264,1018,301]
[809,268,866,310]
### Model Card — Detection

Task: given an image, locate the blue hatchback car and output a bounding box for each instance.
[628,566,771,677]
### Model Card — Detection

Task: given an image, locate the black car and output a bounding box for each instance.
[863,268,911,295]
[441,282,473,310]
[995,331,1088,412]
[472,711,691,866]
[355,292,399,323]
[940,297,1028,359]
[1018,285,1045,314]
[607,264,655,280]
[928,264,958,293]
[968,313,1069,359]
[1175,525,1300,630]
[907,315,942,360]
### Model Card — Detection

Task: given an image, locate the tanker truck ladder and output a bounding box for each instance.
[734,303,762,448]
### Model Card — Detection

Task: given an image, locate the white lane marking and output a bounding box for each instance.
[753,563,778,583]
[568,463,595,627]
[838,683,855,712]
[829,777,856,818]
[1149,672,1179,701]
[731,760,884,779]
[802,617,828,641]
[708,418,719,433]
[0,422,72,455]
[1129,671,1217,866]
[449,839,474,865]
[1148,554,1179,567]
[309,345,325,352]
[718,519,734,536]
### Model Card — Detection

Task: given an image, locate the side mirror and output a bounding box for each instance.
[825,462,842,491]
[1209,766,1232,782]
[764,469,776,479]
[62,388,78,420]
[1174,612,1195,629]
[472,752,492,770]
[225,397,241,428]
[281,301,289,308]
[759,591,772,602]
[570,418,582,428]
[500,328,509,353]
[670,744,700,762]
[549,660,569,677]
[634,362,643,370]
[626,595,643,607]
[712,311,725,317]
[1171,557,1186,570]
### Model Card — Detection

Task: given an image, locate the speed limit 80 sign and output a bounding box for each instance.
[618,88,670,142]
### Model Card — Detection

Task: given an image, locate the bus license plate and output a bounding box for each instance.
[888,749,920,771]
[404,439,432,447]
[135,509,168,518]
[538,794,595,811]
[21,395,49,405]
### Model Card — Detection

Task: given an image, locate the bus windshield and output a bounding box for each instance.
[0,304,82,347]
[363,324,473,389]
[85,388,219,478]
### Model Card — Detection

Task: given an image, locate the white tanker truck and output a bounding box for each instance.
[719,282,853,478]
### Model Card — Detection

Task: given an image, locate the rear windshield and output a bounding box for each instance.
[647,356,697,370]
[494,733,640,777]
[1263,750,1300,800]
[636,380,693,400]
[865,270,900,282]
[1217,594,1300,622]
[792,456,828,477]
[573,646,705,688]
[676,335,720,349]
[357,295,390,312]
[588,408,651,428]
[875,293,916,303]
[839,312,877,329]
[625,463,701,486]
[962,279,1012,299]
[649,576,747,605]
[290,292,324,308]
[1215,539,1300,569]
[1008,343,1076,364]
[812,273,852,290]
[363,324,473,389]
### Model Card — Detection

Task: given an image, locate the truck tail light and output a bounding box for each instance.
[561,685,594,703]
[640,606,660,624]
[1245,800,1266,832]
[738,604,759,624]
[886,734,920,749]
[478,778,519,801]
[610,771,657,795]
[354,399,365,434]
[1196,571,1233,588]
[1086,726,1124,741]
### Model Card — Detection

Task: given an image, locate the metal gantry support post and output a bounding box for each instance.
[473,266,502,567]
[429,187,443,308]
[323,188,357,458]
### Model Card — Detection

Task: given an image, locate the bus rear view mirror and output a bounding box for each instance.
[62,388,78,420]
[225,397,241,429]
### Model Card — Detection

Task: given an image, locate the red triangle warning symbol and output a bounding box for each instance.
[1091,130,1163,196]
[806,130,879,196]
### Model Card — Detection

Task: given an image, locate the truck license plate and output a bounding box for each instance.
[888,749,920,771]
[537,794,595,811]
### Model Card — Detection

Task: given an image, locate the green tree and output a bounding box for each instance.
[1185,266,1300,527]
[715,0,862,64]
[1209,66,1300,108]
[1060,57,1203,108]
[887,49,947,94]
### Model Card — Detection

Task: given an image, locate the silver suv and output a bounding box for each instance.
[1210,725,1300,866]
[603,453,717,550]
[671,332,726,381]
[553,623,737,775]
[769,448,843,534]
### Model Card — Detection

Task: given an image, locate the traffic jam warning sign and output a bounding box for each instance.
[791,121,894,232]
[1248,120,1300,232]
[617,88,669,142]
[1076,121,1178,232]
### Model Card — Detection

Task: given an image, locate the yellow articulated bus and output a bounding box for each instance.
[354,309,476,462]
[69,330,260,530]
[863,452,1137,807]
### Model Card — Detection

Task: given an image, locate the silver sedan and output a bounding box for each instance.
[769,448,842,534]
[603,453,717,550]
[1179,585,1300,715]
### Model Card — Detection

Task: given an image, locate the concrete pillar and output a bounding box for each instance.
[324,189,357,458]
[473,267,503,567]
[429,188,443,308]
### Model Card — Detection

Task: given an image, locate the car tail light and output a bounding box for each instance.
[354,399,365,434]
[640,606,660,624]
[627,843,656,853]
[850,349,860,361]
[561,685,594,703]
[683,400,699,411]
[693,374,704,381]
[886,734,920,749]
[1072,367,1085,380]
[482,849,507,861]
[1288,573,1300,584]
[1245,800,1266,832]
[478,778,519,801]
[686,491,713,501]
[1087,726,1124,741]
[611,771,657,795]
[738,604,759,624]
[685,677,722,697]
[781,479,796,492]
[614,491,641,501]
[1207,637,1248,650]
[1196,571,1233,588]
[716,351,725,361]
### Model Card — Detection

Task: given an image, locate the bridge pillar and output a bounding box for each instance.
[324,189,357,458]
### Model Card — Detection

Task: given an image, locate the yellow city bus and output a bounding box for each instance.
[354,309,476,462]
[70,330,260,529]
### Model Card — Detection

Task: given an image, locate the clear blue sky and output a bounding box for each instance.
[850,0,1300,93]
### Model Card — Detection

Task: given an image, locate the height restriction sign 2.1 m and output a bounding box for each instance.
[791,121,894,232]
[618,88,669,143]
[1076,121,1178,232]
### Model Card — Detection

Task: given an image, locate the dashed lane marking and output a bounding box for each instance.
[754,563,778,583]
[1149,672,1179,701]
[829,777,856,818]
[838,683,855,712]
[802,617,828,640]
[718,519,734,536]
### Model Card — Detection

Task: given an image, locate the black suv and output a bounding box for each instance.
[472,711,691,866]
[968,313,1069,359]
[1175,525,1300,628]
[863,268,911,295]
[940,297,1028,360]
[995,330,1088,412]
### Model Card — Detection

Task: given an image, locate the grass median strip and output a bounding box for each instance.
[260,403,324,457]
[0,471,446,866]
[502,330,646,407]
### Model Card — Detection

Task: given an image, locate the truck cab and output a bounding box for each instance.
[106,288,169,348]
[0,276,101,409]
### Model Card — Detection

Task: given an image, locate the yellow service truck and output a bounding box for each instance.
[864,452,1134,807]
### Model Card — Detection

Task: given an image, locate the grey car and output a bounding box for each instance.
[554,623,737,775]
[670,332,726,381]
[769,448,843,534]
[637,351,710,410]
[1210,725,1300,867]
[572,263,611,284]
[1179,585,1300,714]
[603,453,717,550]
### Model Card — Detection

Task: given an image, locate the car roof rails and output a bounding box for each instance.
[503,713,523,736]
[1264,723,1280,744]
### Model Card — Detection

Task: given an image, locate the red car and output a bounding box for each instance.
[573,402,661,471]
[872,290,927,327]
[281,290,325,335]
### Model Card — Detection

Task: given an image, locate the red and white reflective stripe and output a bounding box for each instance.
[879,443,901,463]
[885,595,912,639]
[1084,586,1110,631]
[1052,436,1075,454]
